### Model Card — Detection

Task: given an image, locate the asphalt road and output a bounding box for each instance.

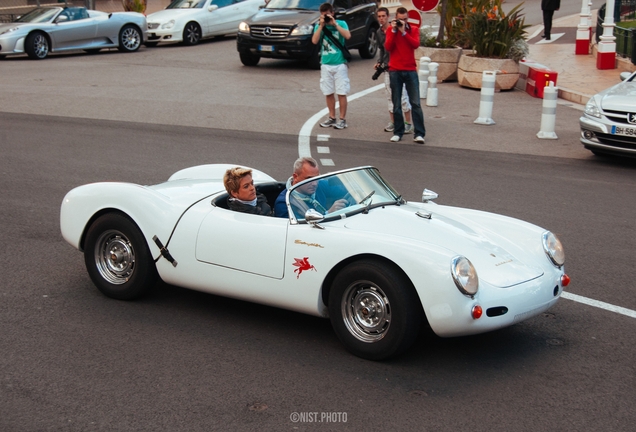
[1,27,636,432]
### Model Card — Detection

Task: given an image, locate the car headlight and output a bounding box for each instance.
[0,27,19,35]
[451,256,479,297]
[291,24,313,35]
[238,21,250,33]
[161,20,175,30]
[542,231,565,268]
[584,97,601,118]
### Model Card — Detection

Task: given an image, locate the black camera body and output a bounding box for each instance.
[372,63,388,80]
[324,15,332,23]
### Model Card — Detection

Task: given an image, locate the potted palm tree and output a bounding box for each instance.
[122,0,147,14]
[456,0,529,90]
[418,25,463,82]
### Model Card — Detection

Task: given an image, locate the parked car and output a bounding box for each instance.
[236,0,379,68]
[146,0,265,46]
[60,164,569,360]
[580,71,636,157]
[0,7,145,60]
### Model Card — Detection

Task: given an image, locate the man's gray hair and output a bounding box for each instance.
[293,157,318,174]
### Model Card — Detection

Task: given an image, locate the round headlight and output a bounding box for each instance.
[451,256,479,297]
[542,231,565,268]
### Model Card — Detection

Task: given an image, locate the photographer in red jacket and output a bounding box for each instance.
[385,7,426,144]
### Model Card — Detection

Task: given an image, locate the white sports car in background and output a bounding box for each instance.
[0,7,146,59]
[146,0,265,46]
[60,165,569,360]
[580,71,636,157]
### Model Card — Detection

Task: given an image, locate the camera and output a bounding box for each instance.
[392,19,403,28]
[324,15,332,23]
[372,63,388,80]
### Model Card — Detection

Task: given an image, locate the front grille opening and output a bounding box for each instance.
[486,306,509,317]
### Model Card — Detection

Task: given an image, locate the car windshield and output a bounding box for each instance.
[167,0,206,9]
[287,167,402,222]
[16,7,61,23]
[266,0,324,10]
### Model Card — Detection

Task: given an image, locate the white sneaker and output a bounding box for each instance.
[414,136,425,144]
[390,135,401,142]
[384,122,395,132]
[404,122,414,134]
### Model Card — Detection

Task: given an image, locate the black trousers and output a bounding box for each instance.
[543,10,555,38]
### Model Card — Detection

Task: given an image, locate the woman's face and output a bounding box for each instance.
[232,174,256,201]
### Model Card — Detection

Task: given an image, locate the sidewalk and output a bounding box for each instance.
[525,11,635,105]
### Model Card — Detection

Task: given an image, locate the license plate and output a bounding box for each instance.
[259,45,274,52]
[612,125,636,136]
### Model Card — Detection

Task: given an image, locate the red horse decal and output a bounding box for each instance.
[292,257,316,278]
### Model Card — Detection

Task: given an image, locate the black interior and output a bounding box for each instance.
[212,181,286,210]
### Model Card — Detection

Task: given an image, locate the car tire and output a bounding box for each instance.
[182,22,202,46]
[118,24,142,52]
[328,259,422,360]
[84,213,158,300]
[144,42,159,47]
[239,51,260,66]
[358,25,378,59]
[25,31,49,60]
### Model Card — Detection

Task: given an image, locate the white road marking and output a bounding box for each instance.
[562,292,636,319]
[317,135,330,142]
[298,84,384,158]
[317,146,330,153]
[298,85,636,321]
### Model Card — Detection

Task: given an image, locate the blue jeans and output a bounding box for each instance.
[389,70,426,138]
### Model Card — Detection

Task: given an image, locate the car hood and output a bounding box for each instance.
[600,80,636,112]
[0,22,38,33]
[343,204,544,288]
[147,9,200,22]
[247,9,318,26]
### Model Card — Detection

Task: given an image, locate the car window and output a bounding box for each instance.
[265,0,323,11]
[333,0,349,11]
[211,0,234,7]
[167,0,207,9]
[17,7,61,23]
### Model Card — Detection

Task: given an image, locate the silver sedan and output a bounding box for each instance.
[580,71,636,157]
[0,6,147,60]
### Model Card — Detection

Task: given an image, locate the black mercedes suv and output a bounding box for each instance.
[236,0,379,68]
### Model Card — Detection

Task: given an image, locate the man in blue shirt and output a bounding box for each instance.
[274,157,348,219]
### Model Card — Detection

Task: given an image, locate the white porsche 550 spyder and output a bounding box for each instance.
[60,165,569,360]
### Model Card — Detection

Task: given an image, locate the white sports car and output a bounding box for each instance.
[146,0,265,46]
[60,165,569,360]
[0,7,146,60]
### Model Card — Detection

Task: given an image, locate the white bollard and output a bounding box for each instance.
[474,71,496,125]
[537,82,558,139]
[426,62,439,107]
[419,56,430,99]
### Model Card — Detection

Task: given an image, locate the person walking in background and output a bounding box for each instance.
[541,0,560,41]
[385,7,426,144]
[375,7,413,134]
[311,2,351,130]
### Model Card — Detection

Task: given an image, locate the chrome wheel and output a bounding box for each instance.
[25,32,49,59]
[342,281,391,343]
[118,25,141,52]
[358,27,378,59]
[94,229,135,285]
[183,22,201,46]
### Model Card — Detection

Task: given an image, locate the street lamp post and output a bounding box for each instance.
[596,0,616,69]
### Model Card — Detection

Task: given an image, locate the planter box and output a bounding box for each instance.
[416,47,463,82]
[457,54,520,90]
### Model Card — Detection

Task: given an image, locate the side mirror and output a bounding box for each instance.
[56,15,69,23]
[208,5,218,11]
[305,209,325,229]
[422,189,438,203]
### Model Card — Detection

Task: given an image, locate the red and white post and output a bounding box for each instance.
[597,0,616,69]
[576,0,592,54]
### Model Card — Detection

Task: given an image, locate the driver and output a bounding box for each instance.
[274,157,348,218]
